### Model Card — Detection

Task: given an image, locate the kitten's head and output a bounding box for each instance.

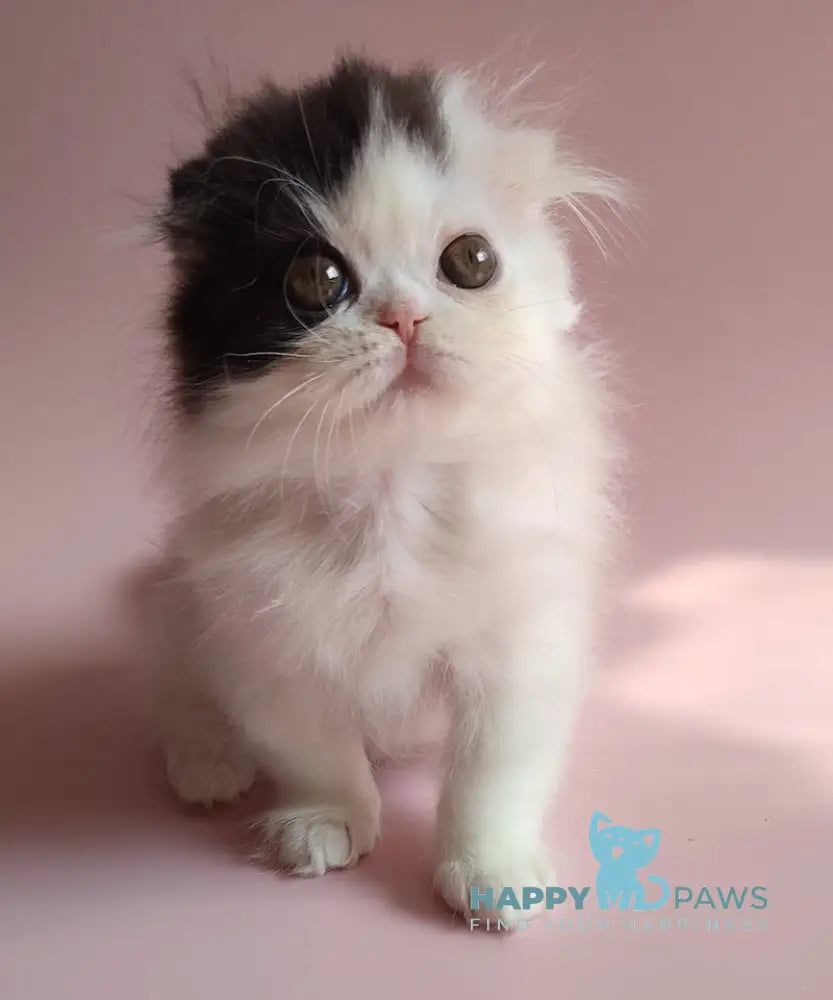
[589,812,661,869]
[160,57,617,477]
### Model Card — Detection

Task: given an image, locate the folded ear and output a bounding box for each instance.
[438,72,624,225]
[504,126,625,216]
[169,155,210,203]
[159,155,211,260]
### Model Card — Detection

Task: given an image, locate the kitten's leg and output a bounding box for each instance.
[228,677,381,876]
[158,668,257,807]
[434,601,587,925]
[153,577,256,807]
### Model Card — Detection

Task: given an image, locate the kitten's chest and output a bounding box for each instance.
[333,467,461,594]
[265,468,465,661]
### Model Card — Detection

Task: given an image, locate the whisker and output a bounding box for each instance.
[347,393,358,457]
[280,395,324,502]
[206,155,321,203]
[245,372,325,450]
[497,353,553,390]
[198,155,328,246]
[561,193,625,260]
[222,350,343,365]
[324,385,347,491]
[297,93,323,184]
[501,297,567,314]
[311,398,332,508]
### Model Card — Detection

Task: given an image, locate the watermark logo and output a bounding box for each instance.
[589,810,670,911]
[469,810,769,933]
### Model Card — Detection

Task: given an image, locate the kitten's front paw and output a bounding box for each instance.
[434,846,554,927]
[165,740,256,807]
[256,795,381,876]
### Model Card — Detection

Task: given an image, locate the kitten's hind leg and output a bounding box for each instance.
[161,682,257,807]
[152,581,256,806]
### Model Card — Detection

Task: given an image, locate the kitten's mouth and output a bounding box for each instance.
[386,348,434,395]
[363,347,440,410]
[389,361,432,394]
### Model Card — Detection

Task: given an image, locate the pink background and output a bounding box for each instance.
[2,1,832,996]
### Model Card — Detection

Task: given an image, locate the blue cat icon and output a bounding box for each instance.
[589,811,670,911]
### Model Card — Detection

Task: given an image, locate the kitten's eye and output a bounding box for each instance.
[285,252,352,313]
[439,233,498,289]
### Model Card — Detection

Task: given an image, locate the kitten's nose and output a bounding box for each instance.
[377,304,426,346]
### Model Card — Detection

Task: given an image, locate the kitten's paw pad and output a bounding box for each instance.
[165,743,256,806]
[256,801,380,877]
[434,849,554,927]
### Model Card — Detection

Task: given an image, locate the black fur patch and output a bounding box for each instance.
[161,57,447,412]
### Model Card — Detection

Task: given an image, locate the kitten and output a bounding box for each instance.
[153,56,620,924]
[589,812,670,911]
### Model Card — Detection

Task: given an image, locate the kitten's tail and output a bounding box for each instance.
[642,876,671,911]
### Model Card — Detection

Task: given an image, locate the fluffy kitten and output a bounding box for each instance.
[153,56,620,924]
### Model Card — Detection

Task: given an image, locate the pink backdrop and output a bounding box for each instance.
[1,1,831,997]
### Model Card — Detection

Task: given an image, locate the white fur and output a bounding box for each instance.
[154,74,619,925]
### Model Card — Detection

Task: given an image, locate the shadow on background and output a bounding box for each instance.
[1,552,829,988]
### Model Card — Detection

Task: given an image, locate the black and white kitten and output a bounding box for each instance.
[154,57,619,924]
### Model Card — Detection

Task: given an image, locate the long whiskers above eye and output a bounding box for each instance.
[560,190,632,261]
[206,155,322,207]
[297,93,323,185]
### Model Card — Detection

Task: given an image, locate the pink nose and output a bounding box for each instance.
[377,304,426,346]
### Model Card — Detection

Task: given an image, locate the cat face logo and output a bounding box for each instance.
[589,811,671,911]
